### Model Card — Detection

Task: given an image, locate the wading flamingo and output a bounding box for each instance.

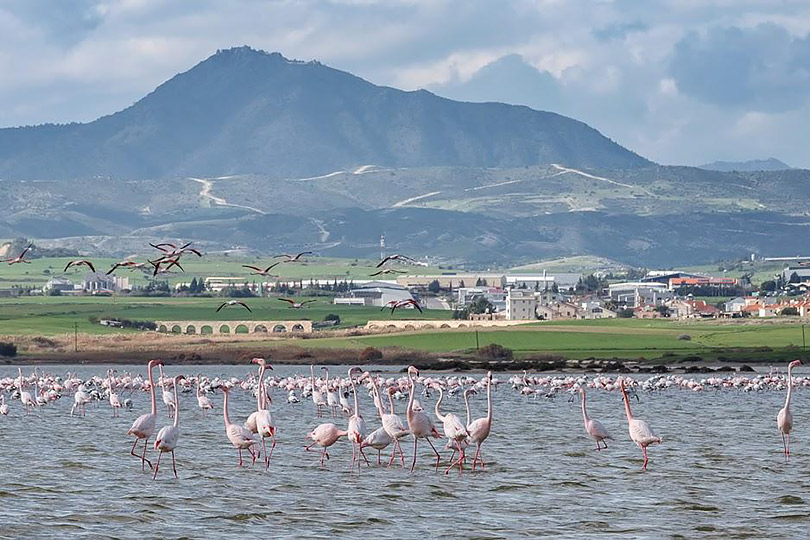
[621,379,661,470]
[310,365,327,417]
[108,369,122,417]
[154,375,184,479]
[406,366,442,473]
[127,359,163,471]
[0,395,8,415]
[196,375,214,415]
[306,423,347,466]
[466,371,494,470]
[777,359,802,457]
[435,384,469,474]
[222,385,258,467]
[346,367,369,470]
[251,358,276,468]
[580,387,611,451]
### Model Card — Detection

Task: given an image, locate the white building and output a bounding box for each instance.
[82,273,130,293]
[334,281,415,308]
[456,287,507,312]
[506,289,537,320]
[42,277,75,294]
[608,282,672,307]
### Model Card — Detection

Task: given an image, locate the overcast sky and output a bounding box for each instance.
[2,0,810,167]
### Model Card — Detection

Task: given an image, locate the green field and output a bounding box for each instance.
[0,255,447,288]
[0,296,451,335]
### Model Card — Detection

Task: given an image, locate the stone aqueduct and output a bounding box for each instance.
[364,320,529,330]
[156,320,313,335]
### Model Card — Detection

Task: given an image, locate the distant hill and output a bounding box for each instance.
[699,158,792,172]
[0,47,649,181]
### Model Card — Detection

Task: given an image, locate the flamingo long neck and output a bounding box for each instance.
[435,386,446,422]
[621,387,633,421]
[581,389,590,422]
[172,380,180,427]
[388,391,397,414]
[350,372,360,416]
[257,365,266,411]
[223,390,232,426]
[463,391,471,426]
[196,376,202,397]
[486,376,492,423]
[370,378,385,419]
[407,371,417,415]
[148,363,157,415]
[159,365,166,390]
[785,363,795,410]
[324,368,329,391]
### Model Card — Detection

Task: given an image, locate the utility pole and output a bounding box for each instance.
[803,324,806,357]
[74,322,78,353]
[475,330,480,351]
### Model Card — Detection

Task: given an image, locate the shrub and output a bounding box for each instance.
[358,346,383,362]
[781,307,799,316]
[617,308,635,318]
[677,334,692,341]
[323,314,341,324]
[477,343,513,361]
[0,342,17,357]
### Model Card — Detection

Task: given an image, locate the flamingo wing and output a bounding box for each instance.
[278,298,295,305]
[239,302,252,312]
[84,260,96,273]
[215,303,227,313]
[242,265,262,272]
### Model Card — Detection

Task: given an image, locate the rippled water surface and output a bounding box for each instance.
[1,364,809,539]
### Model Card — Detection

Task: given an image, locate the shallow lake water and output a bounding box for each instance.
[0,364,809,539]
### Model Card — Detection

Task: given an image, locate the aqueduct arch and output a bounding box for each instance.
[155,320,314,335]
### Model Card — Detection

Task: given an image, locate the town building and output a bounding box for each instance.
[456,287,507,313]
[608,282,672,307]
[42,277,75,294]
[82,273,130,293]
[506,289,537,320]
[333,281,415,308]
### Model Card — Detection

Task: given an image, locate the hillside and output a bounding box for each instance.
[0,47,649,181]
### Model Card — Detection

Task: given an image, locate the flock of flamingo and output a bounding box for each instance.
[0,359,805,479]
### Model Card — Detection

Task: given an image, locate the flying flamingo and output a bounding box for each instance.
[620,379,662,470]
[196,375,214,416]
[242,262,280,276]
[346,367,369,470]
[389,299,423,314]
[435,384,469,475]
[216,300,252,313]
[580,387,611,451]
[107,261,146,275]
[4,243,32,265]
[465,371,494,470]
[369,268,406,277]
[64,259,96,273]
[277,251,312,262]
[250,358,276,468]
[376,254,424,267]
[777,359,802,457]
[108,369,122,417]
[150,241,191,253]
[306,423,348,466]
[127,359,163,471]
[154,375,184,479]
[222,385,258,466]
[279,298,317,309]
[406,366,443,473]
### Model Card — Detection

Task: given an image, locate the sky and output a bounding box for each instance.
[1,0,810,167]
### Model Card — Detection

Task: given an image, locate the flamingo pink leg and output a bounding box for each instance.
[171,451,177,478]
[153,451,163,480]
[140,438,152,470]
[425,437,442,471]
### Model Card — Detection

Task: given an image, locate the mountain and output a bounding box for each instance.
[0,47,649,181]
[699,158,792,172]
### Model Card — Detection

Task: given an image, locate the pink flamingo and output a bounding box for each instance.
[621,380,661,470]
[346,367,369,470]
[306,423,348,466]
[222,386,258,466]
[127,359,163,471]
[251,358,276,468]
[154,375,184,479]
[4,243,32,265]
[435,384,469,475]
[580,387,611,451]
[777,359,802,457]
[466,371,493,470]
[406,366,442,473]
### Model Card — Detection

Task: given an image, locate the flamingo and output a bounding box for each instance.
[127,359,163,471]
[389,299,423,314]
[406,366,443,472]
[277,251,312,262]
[435,384,469,474]
[242,263,280,276]
[158,364,176,414]
[620,379,662,470]
[196,375,214,415]
[0,395,8,415]
[250,358,276,468]
[71,384,91,417]
[17,369,36,415]
[108,369,122,417]
[310,365,327,417]
[368,375,409,467]
[580,387,611,451]
[466,371,494,470]
[369,268,407,277]
[323,367,340,416]
[154,375,184,479]
[107,261,146,275]
[346,367,369,470]
[306,423,347,466]
[279,298,317,309]
[4,243,32,265]
[777,359,802,457]
[150,241,191,253]
[376,254,423,267]
[360,427,393,465]
[222,385,258,466]
[64,259,96,273]
[216,300,252,313]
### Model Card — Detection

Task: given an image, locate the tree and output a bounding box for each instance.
[428,280,441,294]
[617,308,635,318]
[781,306,799,316]
[475,277,484,286]
[190,277,198,293]
[760,280,777,293]
[654,305,670,317]
[789,272,801,284]
[469,296,494,315]
[323,313,341,325]
[0,341,17,357]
